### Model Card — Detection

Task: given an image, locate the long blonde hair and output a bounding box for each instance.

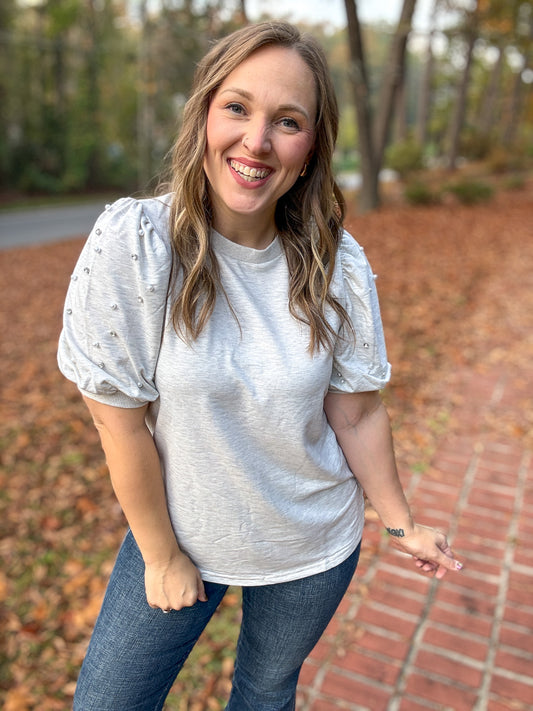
[165,21,348,353]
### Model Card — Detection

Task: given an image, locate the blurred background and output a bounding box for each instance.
[0,0,531,209]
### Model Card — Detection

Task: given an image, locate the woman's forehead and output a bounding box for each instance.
[215,46,317,114]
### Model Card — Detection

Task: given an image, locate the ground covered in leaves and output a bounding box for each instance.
[1,182,532,710]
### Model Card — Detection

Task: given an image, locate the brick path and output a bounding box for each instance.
[296,366,533,711]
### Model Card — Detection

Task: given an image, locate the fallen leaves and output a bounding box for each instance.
[1,182,532,709]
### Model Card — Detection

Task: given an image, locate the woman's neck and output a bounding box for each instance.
[211,208,277,250]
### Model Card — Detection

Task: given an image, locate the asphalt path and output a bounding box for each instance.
[0,201,107,250]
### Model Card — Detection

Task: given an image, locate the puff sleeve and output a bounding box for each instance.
[57,197,172,408]
[329,231,391,393]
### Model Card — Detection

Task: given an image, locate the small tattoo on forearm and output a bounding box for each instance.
[387,527,405,537]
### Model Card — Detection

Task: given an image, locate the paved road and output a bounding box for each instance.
[0,201,107,250]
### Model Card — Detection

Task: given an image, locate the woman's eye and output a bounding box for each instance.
[226,103,245,115]
[279,117,300,130]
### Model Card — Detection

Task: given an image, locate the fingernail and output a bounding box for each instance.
[455,561,463,570]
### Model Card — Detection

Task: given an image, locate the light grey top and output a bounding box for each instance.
[58,195,391,585]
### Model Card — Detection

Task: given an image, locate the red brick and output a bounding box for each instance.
[513,549,533,567]
[336,595,354,616]
[431,453,471,474]
[490,673,533,706]
[413,648,483,687]
[308,699,343,711]
[411,511,452,530]
[475,465,518,487]
[411,485,458,511]
[397,698,435,711]
[453,540,506,565]
[373,567,431,596]
[356,603,418,638]
[422,625,488,661]
[467,486,515,512]
[331,648,401,686]
[486,700,529,711]
[498,624,532,654]
[433,584,497,617]
[370,584,426,617]
[323,616,341,637]
[458,560,502,584]
[355,627,411,661]
[503,603,533,628]
[507,570,533,605]
[479,446,523,467]
[299,659,321,687]
[404,673,478,709]
[308,641,330,663]
[518,512,533,533]
[321,670,390,710]
[458,515,510,539]
[495,648,533,678]
[428,605,492,637]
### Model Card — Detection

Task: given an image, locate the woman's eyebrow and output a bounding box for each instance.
[218,87,310,121]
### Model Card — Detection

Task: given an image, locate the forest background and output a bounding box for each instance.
[1,1,533,710]
[1,0,532,209]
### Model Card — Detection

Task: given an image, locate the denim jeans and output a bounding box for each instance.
[73,530,360,711]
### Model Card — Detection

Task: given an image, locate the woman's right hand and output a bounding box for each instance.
[145,551,208,612]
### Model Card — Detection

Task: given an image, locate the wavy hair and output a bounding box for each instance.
[164,21,348,352]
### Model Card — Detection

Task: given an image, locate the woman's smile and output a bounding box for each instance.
[229,159,272,184]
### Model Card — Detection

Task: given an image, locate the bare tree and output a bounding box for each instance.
[502,7,533,147]
[477,44,504,136]
[446,2,479,170]
[373,0,417,170]
[344,0,379,211]
[344,0,417,211]
[415,0,441,147]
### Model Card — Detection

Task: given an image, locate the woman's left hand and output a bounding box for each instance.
[388,524,463,579]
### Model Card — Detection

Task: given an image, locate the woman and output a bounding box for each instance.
[58,21,462,711]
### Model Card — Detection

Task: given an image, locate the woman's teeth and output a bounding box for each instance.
[230,160,270,182]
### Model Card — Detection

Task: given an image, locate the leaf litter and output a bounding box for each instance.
[1,183,532,709]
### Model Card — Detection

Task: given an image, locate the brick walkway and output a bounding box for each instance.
[296,366,533,711]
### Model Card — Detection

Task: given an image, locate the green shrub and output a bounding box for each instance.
[459,128,492,160]
[404,181,439,206]
[385,139,424,179]
[446,180,493,205]
[503,173,525,191]
[486,146,515,174]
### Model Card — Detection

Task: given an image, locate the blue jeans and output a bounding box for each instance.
[74,530,360,711]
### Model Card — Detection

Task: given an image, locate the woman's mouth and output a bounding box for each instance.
[229,160,271,182]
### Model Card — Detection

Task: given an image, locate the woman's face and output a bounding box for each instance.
[203,45,317,239]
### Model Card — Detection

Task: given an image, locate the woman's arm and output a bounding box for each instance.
[83,396,207,609]
[324,390,463,578]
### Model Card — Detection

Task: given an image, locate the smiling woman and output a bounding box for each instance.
[57,20,462,711]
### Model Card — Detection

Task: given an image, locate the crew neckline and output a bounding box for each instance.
[211,229,283,264]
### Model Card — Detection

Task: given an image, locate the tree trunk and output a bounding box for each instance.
[86,0,102,186]
[415,33,434,147]
[373,0,417,169]
[477,44,504,136]
[343,0,379,211]
[137,0,153,189]
[502,12,532,147]
[394,76,408,142]
[447,6,478,171]
[415,0,440,148]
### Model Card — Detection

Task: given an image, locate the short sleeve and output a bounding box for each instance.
[57,197,172,407]
[329,231,391,393]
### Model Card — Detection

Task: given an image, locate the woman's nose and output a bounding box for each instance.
[242,118,271,155]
